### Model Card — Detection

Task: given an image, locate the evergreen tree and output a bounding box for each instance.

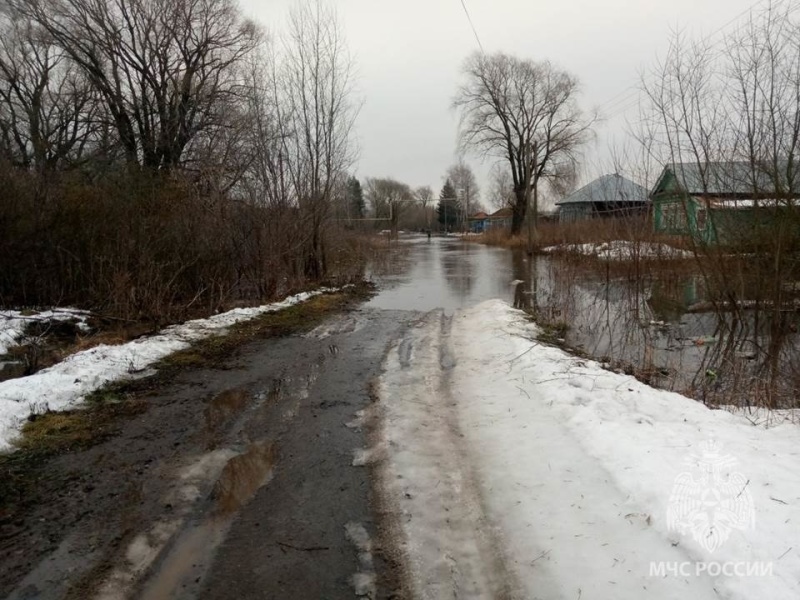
[437,179,461,230]
[346,176,365,219]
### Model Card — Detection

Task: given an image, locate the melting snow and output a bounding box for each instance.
[0,308,91,355]
[377,299,800,599]
[542,240,693,261]
[0,289,338,451]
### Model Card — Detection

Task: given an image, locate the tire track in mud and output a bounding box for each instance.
[92,362,325,600]
[371,310,521,599]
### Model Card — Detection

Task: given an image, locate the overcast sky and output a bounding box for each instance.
[240,0,767,204]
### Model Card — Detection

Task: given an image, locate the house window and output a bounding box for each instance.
[662,201,688,231]
[696,208,707,231]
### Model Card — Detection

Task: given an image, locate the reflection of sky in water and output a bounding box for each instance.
[366,234,800,398]
[366,236,520,313]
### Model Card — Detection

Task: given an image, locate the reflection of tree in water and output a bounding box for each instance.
[511,250,536,311]
[689,305,800,407]
[503,249,800,407]
[364,241,414,287]
[441,244,474,299]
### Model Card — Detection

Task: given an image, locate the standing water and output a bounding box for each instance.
[366,234,800,406]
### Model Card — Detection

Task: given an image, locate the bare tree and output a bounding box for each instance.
[454,52,594,235]
[366,177,412,235]
[488,163,513,209]
[236,45,293,208]
[279,0,359,278]
[446,160,479,228]
[639,3,800,407]
[0,11,95,171]
[14,0,260,171]
[415,184,433,228]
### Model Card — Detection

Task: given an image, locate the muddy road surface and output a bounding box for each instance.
[1,237,524,599]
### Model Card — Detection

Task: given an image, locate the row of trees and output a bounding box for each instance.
[0,0,360,319]
[351,161,483,234]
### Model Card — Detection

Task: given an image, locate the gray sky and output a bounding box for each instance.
[240,0,767,203]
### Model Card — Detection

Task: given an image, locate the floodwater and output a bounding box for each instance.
[366,236,524,312]
[367,234,800,404]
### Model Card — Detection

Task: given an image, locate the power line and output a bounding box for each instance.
[595,0,791,118]
[458,0,485,54]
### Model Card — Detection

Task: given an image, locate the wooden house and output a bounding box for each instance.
[651,162,800,245]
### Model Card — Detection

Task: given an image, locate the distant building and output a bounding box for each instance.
[468,211,490,233]
[556,174,649,223]
[651,162,800,244]
[487,207,513,230]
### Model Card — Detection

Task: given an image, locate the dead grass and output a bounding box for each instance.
[15,285,373,451]
[14,400,147,457]
[475,217,691,252]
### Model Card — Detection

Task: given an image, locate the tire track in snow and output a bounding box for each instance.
[372,310,520,599]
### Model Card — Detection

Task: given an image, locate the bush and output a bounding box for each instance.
[0,163,365,324]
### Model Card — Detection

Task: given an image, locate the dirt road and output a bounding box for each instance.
[1,300,411,599]
[1,237,525,599]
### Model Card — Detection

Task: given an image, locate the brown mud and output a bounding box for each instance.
[0,285,408,599]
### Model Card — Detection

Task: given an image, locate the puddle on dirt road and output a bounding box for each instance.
[138,441,275,600]
[133,367,329,599]
[203,388,250,448]
[211,440,275,515]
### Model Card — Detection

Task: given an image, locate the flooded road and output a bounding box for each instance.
[365,237,521,312]
[370,235,800,404]
[3,234,794,600]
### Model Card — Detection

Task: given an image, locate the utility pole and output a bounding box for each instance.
[526,141,539,256]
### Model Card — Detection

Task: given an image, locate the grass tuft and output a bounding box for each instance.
[15,401,147,457]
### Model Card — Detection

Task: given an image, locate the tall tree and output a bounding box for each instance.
[453,52,593,235]
[437,178,460,230]
[280,0,359,278]
[0,12,95,171]
[346,176,365,219]
[488,163,514,209]
[446,161,479,227]
[365,177,412,235]
[14,0,260,171]
[415,185,433,228]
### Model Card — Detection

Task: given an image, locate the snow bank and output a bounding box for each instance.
[0,289,337,451]
[0,308,91,356]
[542,240,693,261]
[451,300,800,599]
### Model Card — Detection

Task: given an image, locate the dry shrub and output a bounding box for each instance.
[476,215,665,250]
[0,163,368,324]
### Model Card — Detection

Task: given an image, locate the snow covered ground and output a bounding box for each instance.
[0,308,91,356]
[542,240,693,261]
[374,300,800,599]
[0,289,337,452]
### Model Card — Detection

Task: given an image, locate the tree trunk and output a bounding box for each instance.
[511,187,527,235]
